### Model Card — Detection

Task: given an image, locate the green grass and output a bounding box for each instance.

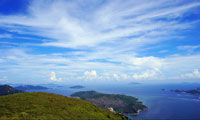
[0,92,128,120]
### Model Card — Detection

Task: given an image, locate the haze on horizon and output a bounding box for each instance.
[0,0,200,84]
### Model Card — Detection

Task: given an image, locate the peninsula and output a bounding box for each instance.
[71,90,147,115]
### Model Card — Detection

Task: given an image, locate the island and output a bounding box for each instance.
[161,89,166,91]
[71,90,147,115]
[15,85,49,91]
[69,85,85,89]
[0,92,128,120]
[171,89,200,95]
[0,85,24,96]
[130,82,141,85]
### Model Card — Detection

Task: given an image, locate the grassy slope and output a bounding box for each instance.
[0,92,128,120]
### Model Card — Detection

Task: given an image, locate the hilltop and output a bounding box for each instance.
[0,85,24,96]
[0,92,128,120]
[71,90,147,115]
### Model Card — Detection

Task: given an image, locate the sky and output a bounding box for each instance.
[0,0,200,84]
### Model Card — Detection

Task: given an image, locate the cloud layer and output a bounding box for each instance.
[0,0,200,84]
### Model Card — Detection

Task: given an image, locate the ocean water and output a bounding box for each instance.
[27,83,200,120]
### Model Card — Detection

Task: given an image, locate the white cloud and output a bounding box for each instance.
[177,45,200,53]
[0,59,4,63]
[128,56,164,72]
[0,0,199,49]
[83,70,98,80]
[50,72,56,81]
[50,72,62,82]
[0,76,8,81]
[132,70,158,80]
[1,47,200,83]
[181,69,200,79]
[113,73,119,80]
[0,34,12,38]
[121,74,130,80]
[159,50,168,53]
[178,45,200,50]
[0,1,200,83]
[42,58,70,63]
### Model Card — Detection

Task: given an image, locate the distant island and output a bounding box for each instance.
[171,89,200,95]
[130,82,141,85]
[69,85,85,89]
[71,90,147,115]
[0,92,128,120]
[0,85,24,96]
[161,89,166,91]
[15,85,49,91]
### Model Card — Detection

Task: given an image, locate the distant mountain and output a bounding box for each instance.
[15,85,49,91]
[71,90,147,115]
[0,92,128,120]
[0,85,24,96]
[38,83,60,87]
[161,89,166,91]
[69,85,84,89]
[38,83,64,88]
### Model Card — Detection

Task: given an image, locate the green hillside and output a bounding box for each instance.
[0,92,128,120]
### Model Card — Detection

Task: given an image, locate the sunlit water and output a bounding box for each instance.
[26,83,200,120]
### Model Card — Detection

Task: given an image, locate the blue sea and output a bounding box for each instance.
[26,83,200,120]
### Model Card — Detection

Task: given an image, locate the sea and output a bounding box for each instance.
[25,83,200,120]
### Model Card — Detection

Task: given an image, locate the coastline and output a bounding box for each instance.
[123,107,148,116]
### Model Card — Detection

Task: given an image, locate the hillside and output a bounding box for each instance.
[0,85,24,96]
[0,92,128,120]
[71,91,147,115]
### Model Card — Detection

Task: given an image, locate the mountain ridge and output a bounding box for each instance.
[0,84,24,96]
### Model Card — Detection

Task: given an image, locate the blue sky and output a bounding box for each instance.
[0,0,200,84]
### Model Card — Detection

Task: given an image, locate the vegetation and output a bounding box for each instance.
[0,92,128,120]
[71,91,147,114]
[0,85,24,96]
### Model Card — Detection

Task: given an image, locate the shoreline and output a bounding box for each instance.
[123,107,148,116]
